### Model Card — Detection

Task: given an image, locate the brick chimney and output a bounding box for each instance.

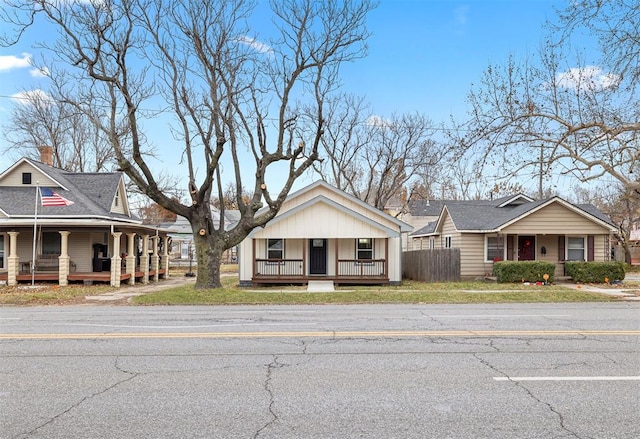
[38,145,53,166]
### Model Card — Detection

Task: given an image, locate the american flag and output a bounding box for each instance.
[40,187,74,207]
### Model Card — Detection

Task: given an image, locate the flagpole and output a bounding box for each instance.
[31,182,39,286]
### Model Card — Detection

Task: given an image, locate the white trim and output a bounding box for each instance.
[566,235,587,261]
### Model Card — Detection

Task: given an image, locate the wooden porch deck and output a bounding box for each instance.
[0,269,166,284]
[252,275,389,287]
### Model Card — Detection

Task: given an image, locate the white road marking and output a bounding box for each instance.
[430,315,571,318]
[494,376,640,381]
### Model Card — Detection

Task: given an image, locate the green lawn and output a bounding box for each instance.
[0,275,627,306]
[131,277,617,305]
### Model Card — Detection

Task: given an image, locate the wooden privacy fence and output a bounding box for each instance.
[403,249,461,282]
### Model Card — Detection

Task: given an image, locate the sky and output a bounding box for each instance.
[0,0,598,199]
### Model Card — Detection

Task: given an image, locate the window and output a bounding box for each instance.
[429,238,435,249]
[42,232,61,255]
[444,236,452,249]
[267,239,284,260]
[0,235,4,269]
[22,172,32,185]
[114,190,119,207]
[486,236,503,261]
[180,241,190,259]
[357,238,373,260]
[567,237,585,261]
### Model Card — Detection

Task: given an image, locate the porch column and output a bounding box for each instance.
[7,231,19,286]
[126,233,136,286]
[162,236,170,279]
[58,231,71,287]
[140,234,150,284]
[151,235,160,282]
[334,238,338,277]
[110,232,122,287]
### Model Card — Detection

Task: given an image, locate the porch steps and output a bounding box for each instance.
[307,280,335,292]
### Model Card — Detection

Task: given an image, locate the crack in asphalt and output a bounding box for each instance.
[473,351,583,439]
[15,357,139,439]
[253,355,285,439]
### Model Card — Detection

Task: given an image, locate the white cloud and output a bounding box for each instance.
[237,36,273,54]
[555,66,621,91]
[30,66,50,78]
[10,89,53,107]
[365,115,392,128]
[0,53,32,72]
[453,5,470,26]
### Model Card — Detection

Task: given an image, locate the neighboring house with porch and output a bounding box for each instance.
[0,151,170,287]
[238,180,413,286]
[409,194,617,279]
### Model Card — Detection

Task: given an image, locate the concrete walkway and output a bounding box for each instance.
[556,280,640,301]
[85,275,197,302]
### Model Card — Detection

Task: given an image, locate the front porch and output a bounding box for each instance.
[0,268,166,284]
[252,258,389,286]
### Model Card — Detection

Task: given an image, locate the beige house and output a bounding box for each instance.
[0,152,170,287]
[239,180,413,286]
[409,194,617,279]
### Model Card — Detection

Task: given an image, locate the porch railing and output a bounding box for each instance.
[254,259,304,277]
[338,259,386,278]
[253,258,387,279]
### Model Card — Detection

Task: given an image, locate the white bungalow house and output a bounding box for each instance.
[238,180,413,287]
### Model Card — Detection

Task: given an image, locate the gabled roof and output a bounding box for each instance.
[410,195,616,237]
[251,180,413,237]
[0,158,139,224]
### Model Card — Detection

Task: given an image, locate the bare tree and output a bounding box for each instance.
[458,1,640,198]
[1,0,375,288]
[4,90,117,171]
[574,184,640,264]
[316,95,448,212]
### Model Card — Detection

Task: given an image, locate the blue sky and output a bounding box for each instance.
[0,0,592,196]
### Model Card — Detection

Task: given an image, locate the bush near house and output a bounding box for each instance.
[493,261,556,284]
[565,261,626,283]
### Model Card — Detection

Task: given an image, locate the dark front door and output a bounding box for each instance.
[518,235,536,261]
[309,239,327,275]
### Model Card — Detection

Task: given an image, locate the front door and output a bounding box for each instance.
[518,235,536,261]
[309,239,327,275]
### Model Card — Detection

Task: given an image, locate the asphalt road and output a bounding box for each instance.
[1,303,639,439]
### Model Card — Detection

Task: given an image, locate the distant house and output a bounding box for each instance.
[166,210,240,266]
[408,194,617,279]
[0,148,170,287]
[238,180,413,287]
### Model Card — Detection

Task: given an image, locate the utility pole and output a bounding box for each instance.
[538,144,544,199]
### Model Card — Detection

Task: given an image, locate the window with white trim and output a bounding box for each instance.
[444,236,452,249]
[486,236,503,261]
[567,236,585,261]
[356,238,373,260]
[429,238,435,249]
[267,239,284,260]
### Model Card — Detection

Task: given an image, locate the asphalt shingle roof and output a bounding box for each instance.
[409,195,616,236]
[0,158,134,222]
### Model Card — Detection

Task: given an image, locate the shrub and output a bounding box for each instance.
[493,261,555,283]
[564,261,625,283]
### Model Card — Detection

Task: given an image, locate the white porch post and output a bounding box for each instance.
[58,231,70,286]
[162,236,170,279]
[140,234,149,284]
[110,232,122,287]
[7,231,19,286]
[151,235,159,282]
[126,233,136,286]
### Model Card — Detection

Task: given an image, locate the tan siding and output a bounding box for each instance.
[460,234,486,277]
[110,188,126,215]
[0,162,57,187]
[502,203,611,234]
[68,232,93,272]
